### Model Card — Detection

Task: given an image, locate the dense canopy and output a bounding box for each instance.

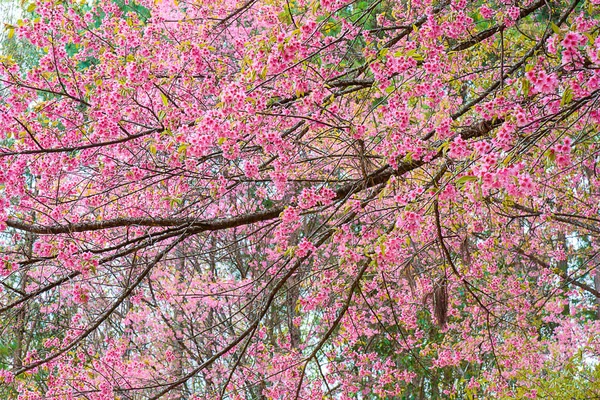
[1,0,600,398]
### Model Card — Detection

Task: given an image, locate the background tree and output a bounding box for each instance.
[1,0,600,398]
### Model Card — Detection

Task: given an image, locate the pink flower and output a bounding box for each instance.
[562,32,586,50]
[296,238,317,257]
[553,138,572,167]
[0,370,14,384]
[526,69,559,94]
[505,6,520,27]
[244,162,259,179]
[437,118,453,139]
[448,136,471,159]
[318,187,336,205]
[518,174,535,194]
[282,207,300,224]
[480,6,494,19]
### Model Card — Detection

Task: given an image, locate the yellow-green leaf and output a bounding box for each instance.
[456,175,478,188]
[560,86,573,106]
[521,78,530,97]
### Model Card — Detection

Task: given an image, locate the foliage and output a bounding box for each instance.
[0,0,600,398]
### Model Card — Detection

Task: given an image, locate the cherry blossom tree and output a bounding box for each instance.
[1,0,600,398]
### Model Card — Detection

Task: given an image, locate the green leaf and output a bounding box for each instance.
[456,175,478,188]
[262,199,274,209]
[161,92,169,107]
[277,10,292,25]
[560,86,573,106]
[583,32,595,44]
[322,21,340,37]
[177,143,188,154]
[5,25,15,40]
[521,78,530,97]
[406,49,424,61]
[437,141,450,154]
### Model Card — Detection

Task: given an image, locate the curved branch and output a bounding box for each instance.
[6,118,502,235]
[0,127,162,157]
